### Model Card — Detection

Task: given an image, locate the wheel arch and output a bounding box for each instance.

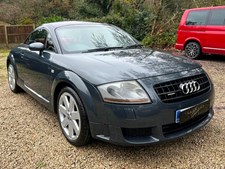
[184,38,202,50]
[7,53,16,68]
[51,71,96,122]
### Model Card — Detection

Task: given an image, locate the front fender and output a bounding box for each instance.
[51,71,97,122]
[7,53,16,68]
[6,53,20,82]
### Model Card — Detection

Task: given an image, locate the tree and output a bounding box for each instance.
[87,0,114,15]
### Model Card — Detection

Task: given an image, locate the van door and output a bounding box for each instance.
[204,8,225,55]
[184,10,209,48]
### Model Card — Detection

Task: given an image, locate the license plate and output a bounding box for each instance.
[175,100,210,124]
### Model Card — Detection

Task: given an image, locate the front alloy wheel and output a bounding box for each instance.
[185,42,201,59]
[57,87,91,146]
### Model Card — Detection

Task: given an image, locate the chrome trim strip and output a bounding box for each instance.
[24,84,50,103]
[203,47,225,51]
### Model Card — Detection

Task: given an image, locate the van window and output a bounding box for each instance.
[209,9,225,25]
[186,10,209,26]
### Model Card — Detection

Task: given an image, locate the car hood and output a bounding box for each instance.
[56,49,201,85]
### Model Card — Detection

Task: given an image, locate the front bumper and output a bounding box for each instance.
[89,69,215,146]
[90,107,213,146]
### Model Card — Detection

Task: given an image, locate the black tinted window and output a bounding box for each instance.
[209,9,225,25]
[25,29,47,45]
[186,10,209,26]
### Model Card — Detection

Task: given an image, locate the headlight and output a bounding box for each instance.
[97,81,151,104]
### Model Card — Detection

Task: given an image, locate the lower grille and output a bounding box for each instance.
[162,111,209,137]
[154,74,210,103]
[122,127,152,138]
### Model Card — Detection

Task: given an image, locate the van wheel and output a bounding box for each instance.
[185,42,201,59]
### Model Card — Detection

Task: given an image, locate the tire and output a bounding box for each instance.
[7,63,21,93]
[185,42,201,59]
[57,87,91,146]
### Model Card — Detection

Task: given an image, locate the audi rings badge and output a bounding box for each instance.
[179,81,201,95]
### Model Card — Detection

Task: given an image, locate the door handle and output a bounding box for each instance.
[21,53,24,58]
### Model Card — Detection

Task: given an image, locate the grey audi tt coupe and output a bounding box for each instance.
[7,21,214,146]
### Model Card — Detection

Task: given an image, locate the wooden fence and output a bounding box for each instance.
[0,24,35,47]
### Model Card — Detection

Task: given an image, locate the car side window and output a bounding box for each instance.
[209,9,225,26]
[25,29,56,52]
[186,10,209,26]
[25,29,47,45]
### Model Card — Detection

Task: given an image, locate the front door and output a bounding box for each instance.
[21,29,55,102]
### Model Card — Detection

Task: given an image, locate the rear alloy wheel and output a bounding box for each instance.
[8,64,21,93]
[185,42,201,59]
[57,87,91,146]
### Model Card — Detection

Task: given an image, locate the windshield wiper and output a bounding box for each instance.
[83,46,124,53]
[124,44,144,49]
[82,44,143,53]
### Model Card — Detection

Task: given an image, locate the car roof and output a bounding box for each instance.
[186,5,225,11]
[42,21,106,29]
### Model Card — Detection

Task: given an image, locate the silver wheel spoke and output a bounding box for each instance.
[68,122,74,138]
[68,99,74,112]
[59,105,67,116]
[75,122,80,135]
[71,111,80,120]
[63,95,70,110]
[62,117,69,128]
[72,120,80,135]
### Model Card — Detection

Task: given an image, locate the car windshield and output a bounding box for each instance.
[56,25,139,54]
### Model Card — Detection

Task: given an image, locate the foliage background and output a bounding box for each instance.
[0,0,224,48]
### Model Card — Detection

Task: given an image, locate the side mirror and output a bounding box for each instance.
[29,42,44,51]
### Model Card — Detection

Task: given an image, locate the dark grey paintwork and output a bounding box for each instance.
[7,21,214,146]
[55,49,200,85]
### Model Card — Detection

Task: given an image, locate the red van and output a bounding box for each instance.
[175,6,225,59]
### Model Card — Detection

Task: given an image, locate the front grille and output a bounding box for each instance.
[122,127,152,139]
[154,74,210,103]
[162,111,209,137]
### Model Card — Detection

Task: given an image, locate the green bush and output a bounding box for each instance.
[142,32,177,49]
[86,14,124,27]
[19,17,34,25]
[85,3,151,41]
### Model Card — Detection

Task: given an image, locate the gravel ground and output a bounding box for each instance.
[0,52,225,169]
